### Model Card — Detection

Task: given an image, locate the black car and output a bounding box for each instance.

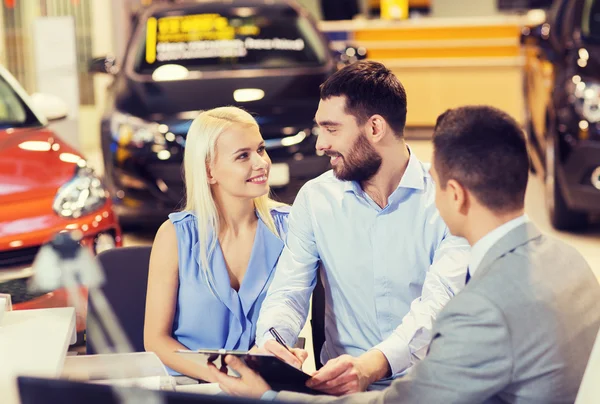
[522,0,600,230]
[90,0,340,224]
[497,0,553,10]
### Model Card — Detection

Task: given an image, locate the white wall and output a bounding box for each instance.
[33,16,80,149]
[0,5,4,65]
[78,0,117,156]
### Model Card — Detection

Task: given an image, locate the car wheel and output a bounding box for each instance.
[545,134,587,231]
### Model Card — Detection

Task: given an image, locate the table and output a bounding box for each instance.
[61,351,224,395]
[0,307,76,404]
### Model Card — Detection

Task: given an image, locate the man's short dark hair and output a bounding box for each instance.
[320,61,407,136]
[433,106,529,213]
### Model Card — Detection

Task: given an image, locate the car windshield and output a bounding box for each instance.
[0,74,39,129]
[582,0,600,41]
[132,5,328,74]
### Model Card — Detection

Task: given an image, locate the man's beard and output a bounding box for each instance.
[327,131,382,182]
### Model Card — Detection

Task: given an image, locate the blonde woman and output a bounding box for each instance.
[144,106,289,382]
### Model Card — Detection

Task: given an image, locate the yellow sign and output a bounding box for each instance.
[146,17,157,63]
[157,14,235,42]
[381,0,409,20]
[145,13,261,63]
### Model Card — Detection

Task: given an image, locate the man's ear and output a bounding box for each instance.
[446,179,469,214]
[367,114,388,143]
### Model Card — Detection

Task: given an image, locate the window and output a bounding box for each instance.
[133,6,328,74]
[0,74,40,129]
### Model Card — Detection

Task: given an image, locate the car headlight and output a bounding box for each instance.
[571,77,600,123]
[110,111,166,147]
[53,165,108,219]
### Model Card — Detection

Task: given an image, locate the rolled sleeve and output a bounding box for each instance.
[372,334,411,376]
[255,186,321,348]
[255,332,276,349]
[375,231,470,375]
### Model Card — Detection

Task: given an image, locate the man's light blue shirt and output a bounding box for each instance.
[256,150,470,376]
[469,215,529,276]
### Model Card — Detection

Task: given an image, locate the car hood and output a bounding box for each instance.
[0,127,82,206]
[115,69,331,127]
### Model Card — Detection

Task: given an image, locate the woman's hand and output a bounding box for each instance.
[208,355,272,398]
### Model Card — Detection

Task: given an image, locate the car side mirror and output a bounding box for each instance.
[335,45,368,68]
[30,93,69,121]
[89,56,117,74]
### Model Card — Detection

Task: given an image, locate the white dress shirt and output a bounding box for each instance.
[256,151,470,376]
[469,215,529,277]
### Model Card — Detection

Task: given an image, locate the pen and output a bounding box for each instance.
[269,327,292,352]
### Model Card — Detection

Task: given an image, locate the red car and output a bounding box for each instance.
[0,64,122,343]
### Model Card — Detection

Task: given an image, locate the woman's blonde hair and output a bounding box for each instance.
[183,106,284,287]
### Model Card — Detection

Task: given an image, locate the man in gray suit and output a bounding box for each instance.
[209,106,600,403]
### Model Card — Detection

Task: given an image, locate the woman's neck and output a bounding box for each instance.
[213,190,257,236]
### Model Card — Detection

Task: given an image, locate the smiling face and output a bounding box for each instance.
[314,96,382,182]
[208,123,271,200]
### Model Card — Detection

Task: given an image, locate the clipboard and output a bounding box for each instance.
[175,349,245,377]
[175,349,320,394]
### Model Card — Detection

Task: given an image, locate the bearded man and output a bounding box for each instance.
[254,61,470,395]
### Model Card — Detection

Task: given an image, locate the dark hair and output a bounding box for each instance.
[433,105,529,213]
[320,61,407,136]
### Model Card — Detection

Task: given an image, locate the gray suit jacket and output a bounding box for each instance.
[279,223,600,403]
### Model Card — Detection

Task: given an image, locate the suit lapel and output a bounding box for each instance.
[473,222,543,280]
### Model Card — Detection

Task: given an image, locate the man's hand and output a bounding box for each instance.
[306,350,390,395]
[258,339,309,369]
[208,355,272,398]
